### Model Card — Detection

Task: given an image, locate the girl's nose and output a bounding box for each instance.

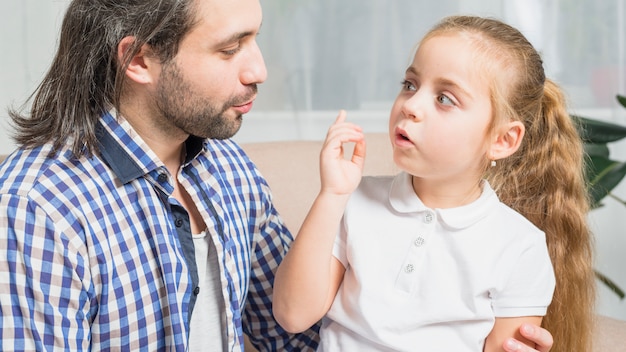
[401,93,425,122]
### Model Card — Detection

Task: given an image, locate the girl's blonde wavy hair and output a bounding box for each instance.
[424,16,596,352]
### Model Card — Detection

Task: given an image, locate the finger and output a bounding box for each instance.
[326,110,357,143]
[326,122,362,137]
[324,124,362,147]
[351,138,367,169]
[327,111,361,135]
[503,338,528,352]
[502,324,554,352]
[334,109,347,124]
[520,324,553,352]
[322,129,361,164]
[325,122,363,148]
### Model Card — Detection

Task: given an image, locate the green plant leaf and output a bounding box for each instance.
[584,143,610,158]
[573,115,626,143]
[586,156,626,208]
[595,270,625,300]
[617,94,626,108]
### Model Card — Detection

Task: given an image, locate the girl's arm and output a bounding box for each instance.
[484,316,543,352]
[273,111,366,333]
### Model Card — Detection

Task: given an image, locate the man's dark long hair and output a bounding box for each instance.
[9,0,197,157]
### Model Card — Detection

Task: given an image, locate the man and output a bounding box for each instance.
[0,0,554,350]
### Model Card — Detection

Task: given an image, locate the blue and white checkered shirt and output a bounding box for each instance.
[0,111,319,351]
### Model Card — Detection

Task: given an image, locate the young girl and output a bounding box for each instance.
[273,15,595,352]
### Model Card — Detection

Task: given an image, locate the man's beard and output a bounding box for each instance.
[155,61,257,140]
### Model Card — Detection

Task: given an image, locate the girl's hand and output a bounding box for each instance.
[503,324,554,352]
[319,110,366,196]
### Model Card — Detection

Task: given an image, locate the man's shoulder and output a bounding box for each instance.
[0,146,100,198]
[202,138,259,174]
[1,147,51,191]
[205,138,246,157]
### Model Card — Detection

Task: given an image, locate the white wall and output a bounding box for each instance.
[2,0,626,322]
[0,1,68,154]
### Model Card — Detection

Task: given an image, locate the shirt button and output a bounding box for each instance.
[405,264,415,273]
[424,212,434,224]
[194,287,200,295]
[175,218,184,227]
[414,237,425,247]
[157,173,168,183]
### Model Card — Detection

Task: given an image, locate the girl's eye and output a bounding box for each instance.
[401,80,416,91]
[437,94,455,106]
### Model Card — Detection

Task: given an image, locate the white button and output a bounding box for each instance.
[414,237,425,247]
[424,212,434,223]
[405,264,415,273]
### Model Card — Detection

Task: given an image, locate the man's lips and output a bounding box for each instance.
[232,98,255,114]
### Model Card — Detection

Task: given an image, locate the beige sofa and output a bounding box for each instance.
[242,133,626,352]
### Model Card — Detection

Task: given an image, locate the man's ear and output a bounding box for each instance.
[489,120,525,160]
[117,36,156,85]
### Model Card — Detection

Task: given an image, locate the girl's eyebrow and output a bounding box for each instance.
[436,78,473,101]
[406,66,473,101]
[405,66,418,76]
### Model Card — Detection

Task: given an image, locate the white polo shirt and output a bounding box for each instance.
[318,172,555,352]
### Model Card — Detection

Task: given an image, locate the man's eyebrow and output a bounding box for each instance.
[216,22,262,47]
[217,31,254,46]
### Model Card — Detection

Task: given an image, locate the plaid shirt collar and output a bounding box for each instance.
[95,110,205,184]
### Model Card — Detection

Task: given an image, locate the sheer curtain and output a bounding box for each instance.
[240,0,626,143]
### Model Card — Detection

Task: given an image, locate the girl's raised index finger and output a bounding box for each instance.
[334,109,347,124]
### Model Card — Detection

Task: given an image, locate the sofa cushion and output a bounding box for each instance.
[593,315,626,351]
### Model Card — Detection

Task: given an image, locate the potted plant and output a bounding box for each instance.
[573,94,626,299]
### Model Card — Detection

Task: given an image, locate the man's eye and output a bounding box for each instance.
[437,94,454,106]
[222,46,241,56]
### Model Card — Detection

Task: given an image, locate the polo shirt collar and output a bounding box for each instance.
[388,171,499,229]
